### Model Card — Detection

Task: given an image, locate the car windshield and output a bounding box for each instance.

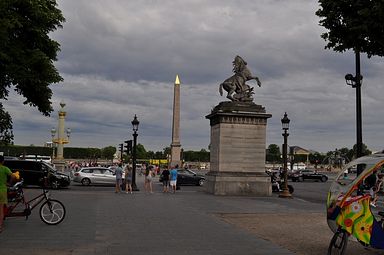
[178,169,196,175]
[42,162,56,174]
[92,169,105,174]
[104,170,113,175]
[327,155,384,212]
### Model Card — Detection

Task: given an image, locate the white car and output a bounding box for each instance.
[73,167,124,186]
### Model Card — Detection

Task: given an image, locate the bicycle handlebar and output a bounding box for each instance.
[9,180,23,191]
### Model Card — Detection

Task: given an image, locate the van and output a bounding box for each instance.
[4,159,71,189]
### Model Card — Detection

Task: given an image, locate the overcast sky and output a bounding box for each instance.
[4,0,384,153]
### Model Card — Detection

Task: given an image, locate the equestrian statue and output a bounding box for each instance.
[219,56,261,102]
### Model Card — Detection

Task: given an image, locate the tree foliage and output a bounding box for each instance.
[101,146,116,160]
[0,102,13,145]
[0,0,65,144]
[266,144,281,163]
[136,144,147,159]
[183,149,210,162]
[316,0,384,56]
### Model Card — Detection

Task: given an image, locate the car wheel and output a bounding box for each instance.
[198,179,204,186]
[298,176,304,182]
[321,176,328,182]
[51,180,60,189]
[288,185,294,194]
[81,178,91,186]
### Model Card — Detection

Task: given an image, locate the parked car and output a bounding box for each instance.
[159,169,205,186]
[3,159,70,189]
[73,167,124,186]
[291,169,328,182]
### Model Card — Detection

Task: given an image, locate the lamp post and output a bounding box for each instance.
[131,114,140,191]
[279,112,292,198]
[51,128,56,160]
[345,51,363,175]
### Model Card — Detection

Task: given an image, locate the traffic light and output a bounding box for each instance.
[124,140,132,154]
[119,143,123,154]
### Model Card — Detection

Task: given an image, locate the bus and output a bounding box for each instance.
[21,155,52,164]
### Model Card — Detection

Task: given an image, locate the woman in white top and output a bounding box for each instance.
[144,165,154,193]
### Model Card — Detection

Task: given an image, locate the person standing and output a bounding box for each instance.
[161,167,170,193]
[115,163,123,193]
[170,164,178,193]
[144,165,154,193]
[125,165,133,194]
[0,155,15,233]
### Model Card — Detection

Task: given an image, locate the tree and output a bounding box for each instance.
[266,144,281,163]
[163,147,171,156]
[316,1,384,57]
[317,1,384,163]
[308,152,325,168]
[136,144,147,159]
[0,0,65,144]
[101,146,116,161]
[349,143,372,160]
[0,103,13,145]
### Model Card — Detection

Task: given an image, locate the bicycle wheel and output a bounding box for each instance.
[327,229,348,255]
[39,199,66,225]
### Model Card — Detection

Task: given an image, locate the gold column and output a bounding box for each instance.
[52,101,70,160]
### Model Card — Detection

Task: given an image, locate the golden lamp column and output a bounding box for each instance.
[52,101,71,160]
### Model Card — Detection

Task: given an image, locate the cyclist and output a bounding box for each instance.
[0,155,16,233]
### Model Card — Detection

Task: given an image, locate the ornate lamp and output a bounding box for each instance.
[131,114,140,191]
[279,112,292,198]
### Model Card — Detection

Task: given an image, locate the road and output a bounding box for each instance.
[289,175,334,204]
[283,171,344,200]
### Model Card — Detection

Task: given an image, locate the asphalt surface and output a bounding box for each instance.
[1,175,384,255]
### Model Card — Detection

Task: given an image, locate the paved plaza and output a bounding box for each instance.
[1,177,384,255]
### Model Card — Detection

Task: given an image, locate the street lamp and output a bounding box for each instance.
[345,52,363,176]
[51,128,56,160]
[279,112,292,198]
[51,126,71,159]
[131,114,140,191]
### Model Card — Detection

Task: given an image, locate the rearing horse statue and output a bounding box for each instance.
[219,56,261,102]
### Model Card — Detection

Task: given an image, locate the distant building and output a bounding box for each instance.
[290,146,311,166]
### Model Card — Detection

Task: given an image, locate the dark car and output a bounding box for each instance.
[4,159,71,189]
[159,169,205,186]
[291,169,328,182]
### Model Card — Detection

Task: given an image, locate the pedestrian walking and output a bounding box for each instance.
[125,165,133,194]
[161,167,170,193]
[144,165,154,193]
[0,155,16,233]
[170,164,178,193]
[115,163,123,193]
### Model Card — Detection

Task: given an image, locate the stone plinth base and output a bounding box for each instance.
[205,101,272,196]
[52,159,66,172]
[205,171,271,196]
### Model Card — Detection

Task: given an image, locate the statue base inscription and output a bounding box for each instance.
[205,101,272,196]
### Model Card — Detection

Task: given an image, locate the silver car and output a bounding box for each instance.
[73,167,123,186]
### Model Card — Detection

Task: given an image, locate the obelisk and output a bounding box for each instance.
[170,75,181,168]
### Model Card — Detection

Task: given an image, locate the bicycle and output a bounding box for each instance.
[3,179,66,225]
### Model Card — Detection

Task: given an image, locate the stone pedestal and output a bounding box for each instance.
[52,159,66,172]
[205,101,272,196]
